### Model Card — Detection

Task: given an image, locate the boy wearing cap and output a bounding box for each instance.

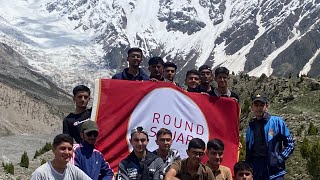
[234,161,253,180]
[63,85,92,143]
[148,57,164,81]
[205,138,232,180]
[112,48,149,81]
[31,134,91,180]
[212,67,239,101]
[245,93,294,180]
[118,126,164,180]
[153,128,181,173]
[165,138,214,180]
[73,120,114,180]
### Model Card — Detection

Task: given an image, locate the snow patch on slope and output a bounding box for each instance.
[0,0,113,92]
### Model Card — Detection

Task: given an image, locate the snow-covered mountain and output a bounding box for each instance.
[0,0,319,91]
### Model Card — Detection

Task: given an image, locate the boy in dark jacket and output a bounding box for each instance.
[118,126,164,180]
[245,93,294,180]
[112,48,149,81]
[73,120,114,180]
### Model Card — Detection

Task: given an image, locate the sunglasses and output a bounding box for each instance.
[86,131,99,137]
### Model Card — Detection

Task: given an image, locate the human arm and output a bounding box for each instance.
[277,118,295,162]
[164,169,180,180]
[99,155,114,180]
[62,118,69,134]
[164,160,181,180]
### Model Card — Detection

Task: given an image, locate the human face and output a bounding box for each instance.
[130,132,149,153]
[127,51,142,68]
[214,73,229,88]
[187,148,205,165]
[207,149,224,166]
[81,131,98,145]
[235,170,253,180]
[251,101,268,119]
[200,69,213,84]
[164,67,176,81]
[155,134,172,152]
[185,74,200,90]
[52,142,73,165]
[73,91,90,109]
[149,64,164,78]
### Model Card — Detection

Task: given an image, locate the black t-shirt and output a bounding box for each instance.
[252,119,268,157]
[62,108,92,143]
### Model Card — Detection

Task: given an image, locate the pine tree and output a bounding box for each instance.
[300,137,311,158]
[20,151,29,168]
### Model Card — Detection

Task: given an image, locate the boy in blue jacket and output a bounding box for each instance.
[73,120,114,180]
[245,93,294,180]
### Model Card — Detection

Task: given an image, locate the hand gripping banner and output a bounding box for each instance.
[91,79,240,172]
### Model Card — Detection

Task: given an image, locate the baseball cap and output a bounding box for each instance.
[131,126,148,137]
[81,120,98,133]
[251,93,268,103]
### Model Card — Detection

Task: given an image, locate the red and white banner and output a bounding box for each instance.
[91,79,240,172]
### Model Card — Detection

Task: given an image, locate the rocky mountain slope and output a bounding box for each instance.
[0,0,319,92]
[0,42,73,166]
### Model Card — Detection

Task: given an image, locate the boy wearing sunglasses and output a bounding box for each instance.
[73,120,114,180]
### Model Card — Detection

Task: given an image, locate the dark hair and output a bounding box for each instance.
[128,48,143,56]
[207,138,224,151]
[163,62,177,70]
[148,57,164,66]
[214,67,229,77]
[156,128,172,139]
[185,69,200,79]
[198,65,212,73]
[73,85,90,96]
[53,134,73,148]
[234,161,253,175]
[188,138,205,150]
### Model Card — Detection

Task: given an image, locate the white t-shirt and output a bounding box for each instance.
[30,161,92,180]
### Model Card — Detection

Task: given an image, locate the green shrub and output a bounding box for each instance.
[239,134,246,161]
[307,122,318,135]
[34,142,52,159]
[3,162,14,175]
[300,137,311,158]
[306,141,320,180]
[20,151,29,168]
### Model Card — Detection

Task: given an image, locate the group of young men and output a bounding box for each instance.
[112,48,239,102]
[31,47,295,180]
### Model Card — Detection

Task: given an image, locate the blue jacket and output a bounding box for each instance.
[112,68,149,81]
[73,142,114,180]
[245,113,294,179]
